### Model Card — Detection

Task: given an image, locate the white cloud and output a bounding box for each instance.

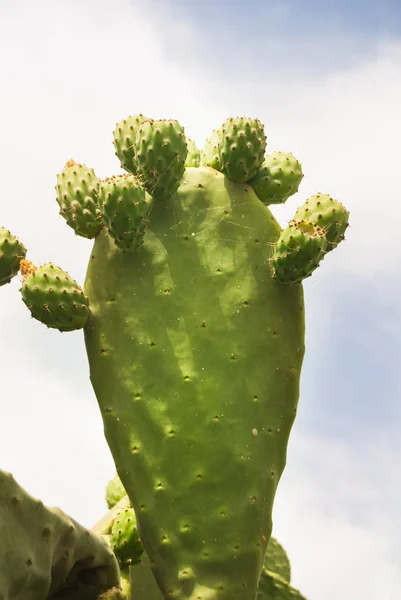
[0,1,400,598]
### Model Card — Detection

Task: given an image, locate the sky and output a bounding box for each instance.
[0,0,401,598]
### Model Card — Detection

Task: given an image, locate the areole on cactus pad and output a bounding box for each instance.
[0,113,349,600]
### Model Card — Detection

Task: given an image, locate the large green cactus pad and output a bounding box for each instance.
[84,167,305,599]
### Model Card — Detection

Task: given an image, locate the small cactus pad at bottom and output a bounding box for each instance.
[0,227,26,286]
[256,570,307,600]
[21,262,90,331]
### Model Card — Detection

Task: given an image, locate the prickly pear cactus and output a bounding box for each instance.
[7,113,348,600]
[0,227,26,286]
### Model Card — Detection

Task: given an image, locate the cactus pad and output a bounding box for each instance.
[110,506,143,567]
[251,152,303,205]
[218,116,267,182]
[84,166,305,599]
[99,175,152,252]
[133,119,188,198]
[256,570,307,600]
[21,262,90,331]
[265,537,291,583]
[185,138,201,167]
[0,469,119,600]
[55,160,102,239]
[293,193,349,252]
[113,114,149,175]
[0,227,26,286]
[271,220,327,284]
[106,474,127,510]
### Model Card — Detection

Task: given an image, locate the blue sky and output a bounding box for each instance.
[0,0,401,598]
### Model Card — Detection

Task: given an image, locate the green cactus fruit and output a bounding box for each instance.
[256,570,307,600]
[185,138,201,167]
[97,587,127,600]
[106,474,127,509]
[113,114,149,175]
[0,227,26,286]
[99,175,152,252]
[218,116,267,182]
[133,119,188,198]
[271,220,327,284]
[251,152,303,205]
[265,537,291,583]
[200,128,222,171]
[293,193,349,252]
[110,507,143,567]
[0,469,120,600]
[84,166,305,600]
[21,262,90,331]
[55,160,102,239]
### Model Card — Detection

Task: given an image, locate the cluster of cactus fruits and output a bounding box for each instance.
[0,113,349,599]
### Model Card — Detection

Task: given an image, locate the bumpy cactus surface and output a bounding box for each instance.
[1,112,349,600]
[0,469,120,600]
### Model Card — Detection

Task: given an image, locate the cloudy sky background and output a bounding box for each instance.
[1,0,401,598]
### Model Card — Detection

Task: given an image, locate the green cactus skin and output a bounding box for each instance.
[264,537,291,584]
[200,129,222,171]
[106,474,127,510]
[0,469,120,600]
[0,227,26,286]
[55,160,102,239]
[271,220,328,284]
[84,166,305,599]
[21,262,90,331]
[185,138,201,168]
[99,175,152,252]
[218,117,267,182]
[256,570,307,600]
[110,506,144,567]
[132,119,188,199]
[113,114,149,175]
[250,152,304,205]
[293,193,349,252]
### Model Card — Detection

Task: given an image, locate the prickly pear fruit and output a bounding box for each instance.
[265,537,291,583]
[21,262,90,331]
[110,507,143,567]
[113,114,149,175]
[251,152,303,205]
[271,220,327,284]
[99,175,152,252]
[200,128,222,171]
[133,119,188,198]
[256,570,306,600]
[55,160,102,239]
[0,227,26,286]
[185,138,201,167]
[218,116,267,182]
[0,469,120,600]
[293,193,349,252]
[106,474,127,509]
[84,166,305,600]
